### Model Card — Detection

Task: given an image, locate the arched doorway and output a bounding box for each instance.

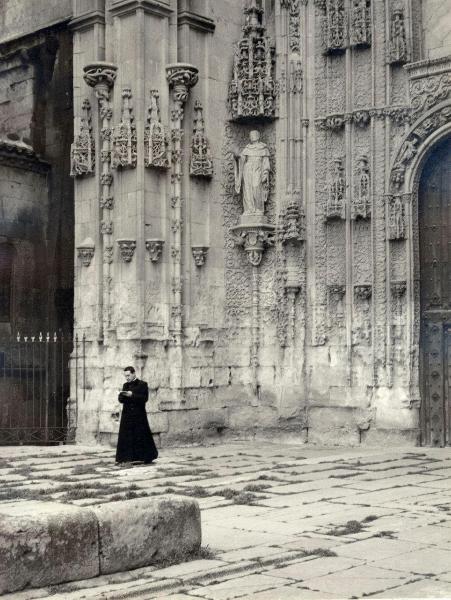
[419,137,451,446]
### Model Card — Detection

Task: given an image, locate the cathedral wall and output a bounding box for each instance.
[70,0,430,448]
[0,0,72,44]
[421,0,451,60]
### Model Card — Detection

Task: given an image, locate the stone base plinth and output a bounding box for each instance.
[0,497,201,595]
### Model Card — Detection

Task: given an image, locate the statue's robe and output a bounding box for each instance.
[234,141,270,214]
[115,378,158,463]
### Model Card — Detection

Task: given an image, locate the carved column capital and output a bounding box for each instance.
[230,223,275,267]
[83,62,118,97]
[191,246,209,267]
[116,239,136,263]
[77,238,95,267]
[145,239,164,263]
[166,63,199,105]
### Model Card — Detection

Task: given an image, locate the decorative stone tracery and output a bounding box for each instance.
[70,99,95,177]
[144,90,170,169]
[323,0,347,53]
[190,101,213,177]
[228,0,278,121]
[112,88,137,169]
[350,0,371,48]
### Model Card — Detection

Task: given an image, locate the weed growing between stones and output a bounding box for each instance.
[362,515,379,523]
[326,520,364,536]
[374,530,397,539]
[303,548,337,557]
[243,483,270,492]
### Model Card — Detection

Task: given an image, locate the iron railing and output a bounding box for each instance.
[0,332,83,445]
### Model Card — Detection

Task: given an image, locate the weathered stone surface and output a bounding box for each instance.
[0,501,99,595]
[92,496,201,574]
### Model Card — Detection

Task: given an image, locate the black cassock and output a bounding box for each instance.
[115,378,159,463]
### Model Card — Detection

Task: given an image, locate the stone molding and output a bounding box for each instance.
[69,10,105,32]
[109,0,173,18]
[177,10,215,33]
[0,138,50,174]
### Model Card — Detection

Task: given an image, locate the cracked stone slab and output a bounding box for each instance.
[370,577,451,598]
[265,555,363,581]
[333,537,426,560]
[301,564,416,598]
[372,548,451,575]
[188,573,291,600]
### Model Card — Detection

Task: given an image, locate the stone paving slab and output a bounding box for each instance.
[1,443,451,599]
[303,565,416,598]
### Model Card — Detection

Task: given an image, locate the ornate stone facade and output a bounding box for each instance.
[6,0,451,449]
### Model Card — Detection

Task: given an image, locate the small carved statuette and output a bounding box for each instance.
[388,195,406,240]
[234,130,271,217]
[145,239,164,263]
[282,195,305,243]
[144,90,169,169]
[70,99,95,177]
[323,0,347,53]
[228,0,278,120]
[117,239,136,263]
[77,238,95,267]
[192,246,209,267]
[352,156,371,220]
[391,136,418,187]
[326,157,346,220]
[190,101,213,177]
[350,0,371,48]
[389,8,409,65]
[112,88,137,169]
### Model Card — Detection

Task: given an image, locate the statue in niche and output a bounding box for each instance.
[233,130,270,215]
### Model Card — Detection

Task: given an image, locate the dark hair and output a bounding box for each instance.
[124,366,135,374]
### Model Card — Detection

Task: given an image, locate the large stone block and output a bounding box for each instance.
[92,497,201,574]
[0,501,99,595]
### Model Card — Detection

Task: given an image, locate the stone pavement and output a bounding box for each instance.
[1,442,451,599]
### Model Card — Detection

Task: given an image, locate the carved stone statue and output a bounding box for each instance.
[233,130,270,216]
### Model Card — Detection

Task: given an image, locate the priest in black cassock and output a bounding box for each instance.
[115,366,159,464]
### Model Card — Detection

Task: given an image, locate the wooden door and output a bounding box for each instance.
[419,138,451,446]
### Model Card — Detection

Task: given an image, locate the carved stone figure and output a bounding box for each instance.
[389,8,408,64]
[388,195,406,240]
[352,156,371,220]
[326,157,346,220]
[234,130,271,216]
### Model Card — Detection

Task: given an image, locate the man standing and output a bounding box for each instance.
[116,366,159,465]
